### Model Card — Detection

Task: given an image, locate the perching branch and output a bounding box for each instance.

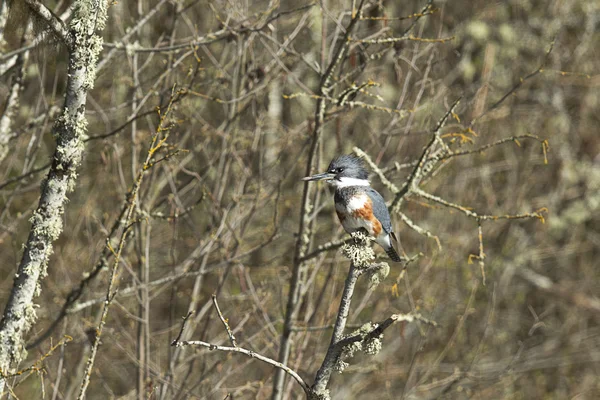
[310,262,363,397]
[273,1,368,398]
[310,232,433,399]
[173,232,432,400]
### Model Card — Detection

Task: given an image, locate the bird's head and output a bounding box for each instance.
[302,155,370,188]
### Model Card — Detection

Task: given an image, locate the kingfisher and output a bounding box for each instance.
[302,155,402,262]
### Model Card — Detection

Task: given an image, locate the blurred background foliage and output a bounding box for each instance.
[0,0,599,398]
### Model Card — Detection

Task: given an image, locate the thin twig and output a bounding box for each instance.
[391,97,461,213]
[353,147,398,192]
[397,211,442,250]
[297,237,351,263]
[470,38,556,126]
[412,187,548,223]
[212,295,238,347]
[77,87,180,399]
[0,335,72,379]
[354,34,454,44]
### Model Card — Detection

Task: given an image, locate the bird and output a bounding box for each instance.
[302,154,402,262]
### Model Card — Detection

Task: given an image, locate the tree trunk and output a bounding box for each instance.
[0,0,109,394]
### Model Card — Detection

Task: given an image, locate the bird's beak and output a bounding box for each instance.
[301,172,335,182]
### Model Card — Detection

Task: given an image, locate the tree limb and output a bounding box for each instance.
[0,0,109,394]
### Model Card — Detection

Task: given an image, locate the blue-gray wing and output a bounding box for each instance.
[366,188,393,234]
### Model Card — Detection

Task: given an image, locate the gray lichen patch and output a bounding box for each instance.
[341,231,375,267]
[333,359,349,373]
[69,0,108,90]
[363,332,383,355]
[366,262,390,290]
[308,389,331,400]
[334,322,383,374]
[53,109,89,191]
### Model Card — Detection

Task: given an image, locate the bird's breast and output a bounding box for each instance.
[335,193,382,236]
[335,193,369,215]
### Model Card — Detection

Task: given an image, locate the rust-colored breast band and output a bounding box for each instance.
[351,197,382,236]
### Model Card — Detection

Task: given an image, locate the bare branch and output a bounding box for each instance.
[0,50,27,163]
[22,0,72,48]
[273,1,368,397]
[77,88,179,399]
[171,311,310,395]
[212,294,238,347]
[390,97,462,214]
[470,38,556,126]
[412,187,548,223]
[353,34,455,44]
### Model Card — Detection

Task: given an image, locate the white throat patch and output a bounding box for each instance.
[329,177,370,188]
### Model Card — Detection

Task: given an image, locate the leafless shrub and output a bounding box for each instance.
[0,0,598,399]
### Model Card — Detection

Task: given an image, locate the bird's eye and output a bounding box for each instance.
[337,167,344,173]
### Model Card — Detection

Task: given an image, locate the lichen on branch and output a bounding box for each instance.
[0,0,110,392]
[341,231,375,267]
[334,322,383,373]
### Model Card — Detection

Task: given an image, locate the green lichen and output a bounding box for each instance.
[73,108,89,140]
[310,389,330,400]
[16,303,40,361]
[363,333,383,355]
[354,322,376,336]
[126,41,142,57]
[69,0,109,90]
[334,322,383,374]
[71,0,109,33]
[335,339,362,373]
[53,108,88,191]
[334,359,349,373]
[366,262,390,290]
[30,207,64,242]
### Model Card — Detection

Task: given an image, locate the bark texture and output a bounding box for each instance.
[0,0,108,392]
[0,50,27,163]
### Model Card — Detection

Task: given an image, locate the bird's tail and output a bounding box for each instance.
[385,246,402,262]
[385,232,403,263]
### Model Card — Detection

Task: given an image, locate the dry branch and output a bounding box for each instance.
[0,50,27,163]
[171,311,311,395]
[310,232,433,399]
[272,1,368,398]
[77,87,180,399]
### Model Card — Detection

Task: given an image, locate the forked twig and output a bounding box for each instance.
[171,309,310,395]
